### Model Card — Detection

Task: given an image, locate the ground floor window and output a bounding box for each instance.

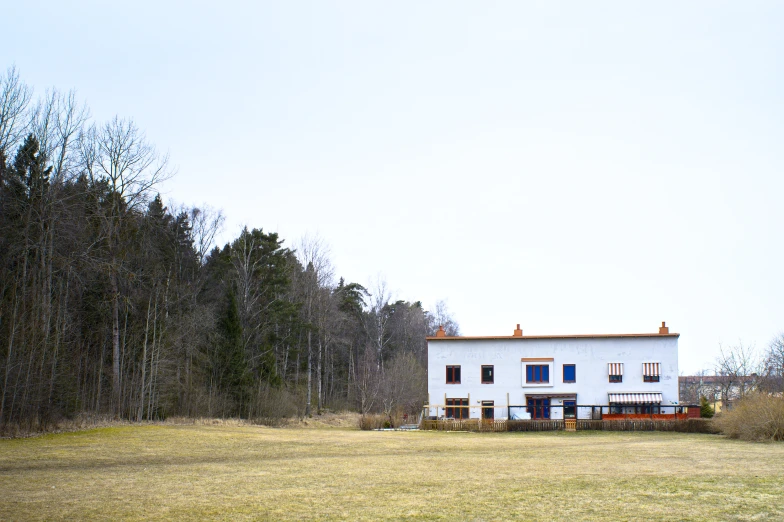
[445,398,468,419]
[482,400,494,420]
[609,404,661,414]
[527,398,550,419]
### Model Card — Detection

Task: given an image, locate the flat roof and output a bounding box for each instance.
[426,332,680,341]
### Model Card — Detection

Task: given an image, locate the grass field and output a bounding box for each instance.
[1,424,783,520]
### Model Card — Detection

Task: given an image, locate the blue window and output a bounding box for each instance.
[526,364,549,383]
[527,398,550,419]
[563,364,576,383]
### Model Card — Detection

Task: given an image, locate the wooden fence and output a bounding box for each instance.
[421,419,508,432]
[419,418,716,433]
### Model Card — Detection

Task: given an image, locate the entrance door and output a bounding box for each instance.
[527,398,550,419]
[564,400,576,419]
[482,401,494,420]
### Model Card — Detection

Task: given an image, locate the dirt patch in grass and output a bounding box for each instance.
[1,427,782,520]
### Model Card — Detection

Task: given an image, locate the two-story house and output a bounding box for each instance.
[427,322,679,420]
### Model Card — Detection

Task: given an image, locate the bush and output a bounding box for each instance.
[358,414,388,430]
[713,393,784,441]
[700,396,715,418]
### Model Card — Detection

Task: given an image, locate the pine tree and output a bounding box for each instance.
[700,395,715,418]
[214,286,250,414]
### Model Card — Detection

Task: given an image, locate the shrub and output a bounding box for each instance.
[700,396,715,418]
[358,414,388,431]
[713,393,784,441]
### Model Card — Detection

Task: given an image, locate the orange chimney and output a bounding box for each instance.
[436,325,446,337]
[513,324,523,337]
[659,321,669,334]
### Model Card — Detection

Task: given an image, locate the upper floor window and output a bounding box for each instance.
[643,362,661,382]
[563,364,576,383]
[526,364,549,383]
[481,365,494,384]
[446,365,461,384]
[609,362,623,383]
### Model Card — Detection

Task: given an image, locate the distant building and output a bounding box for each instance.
[426,322,679,420]
[679,374,759,412]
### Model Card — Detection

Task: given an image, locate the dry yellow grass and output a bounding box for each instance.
[1,425,783,520]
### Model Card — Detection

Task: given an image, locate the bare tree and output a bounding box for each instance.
[425,300,460,336]
[365,275,392,371]
[380,351,426,419]
[188,204,224,265]
[29,89,89,182]
[715,343,762,407]
[296,234,334,415]
[80,117,172,414]
[761,334,784,393]
[356,345,381,414]
[0,66,32,157]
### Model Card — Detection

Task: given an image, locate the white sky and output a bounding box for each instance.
[5,2,783,374]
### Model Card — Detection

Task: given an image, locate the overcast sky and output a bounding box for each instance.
[5,2,783,374]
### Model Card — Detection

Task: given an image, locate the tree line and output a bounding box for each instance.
[680,336,784,407]
[0,66,459,429]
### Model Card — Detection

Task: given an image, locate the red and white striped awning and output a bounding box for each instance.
[608,392,663,404]
[608,363,624,376]
[643,362,661,377]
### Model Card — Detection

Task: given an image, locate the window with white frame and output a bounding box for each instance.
[521,359,554,387]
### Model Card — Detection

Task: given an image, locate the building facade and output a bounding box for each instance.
[426,322,679,420]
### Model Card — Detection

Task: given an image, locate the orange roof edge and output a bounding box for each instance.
[426,332,680,341]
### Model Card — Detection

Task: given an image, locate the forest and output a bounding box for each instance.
[0,66,459,429]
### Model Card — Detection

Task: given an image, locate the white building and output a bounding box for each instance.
[426,322,679,420]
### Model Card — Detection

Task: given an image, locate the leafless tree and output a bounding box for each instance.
[380,351,426,419]
[296,234,334,415]
[365,275,392,370]
[425,300,460,336]
[715,343,762,407]
[356,345,381,414]
[761,334,784,393]
[29,89,89,182]
[80,117,172,414]
[0,66,32,157]
[187,204,224,265]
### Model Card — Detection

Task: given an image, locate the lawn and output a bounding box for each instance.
[1,424,783,520]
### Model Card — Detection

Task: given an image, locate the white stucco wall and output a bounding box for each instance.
[427,336,679,419]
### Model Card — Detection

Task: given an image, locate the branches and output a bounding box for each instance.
[81,116,172,210]
[715,342,762,403]
[0,66,32,157]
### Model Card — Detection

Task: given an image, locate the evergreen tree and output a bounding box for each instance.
[214,286,250,414]
[700,395,715,418]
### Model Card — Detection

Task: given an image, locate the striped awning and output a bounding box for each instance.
[643,362,661,377]
[608,363,623,376]
[608,392,663,404]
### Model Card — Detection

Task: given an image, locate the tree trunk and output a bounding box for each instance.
[111,269,120,416]
[317,337,323,413]
[138,294,152,421]
[305,329,312,416]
